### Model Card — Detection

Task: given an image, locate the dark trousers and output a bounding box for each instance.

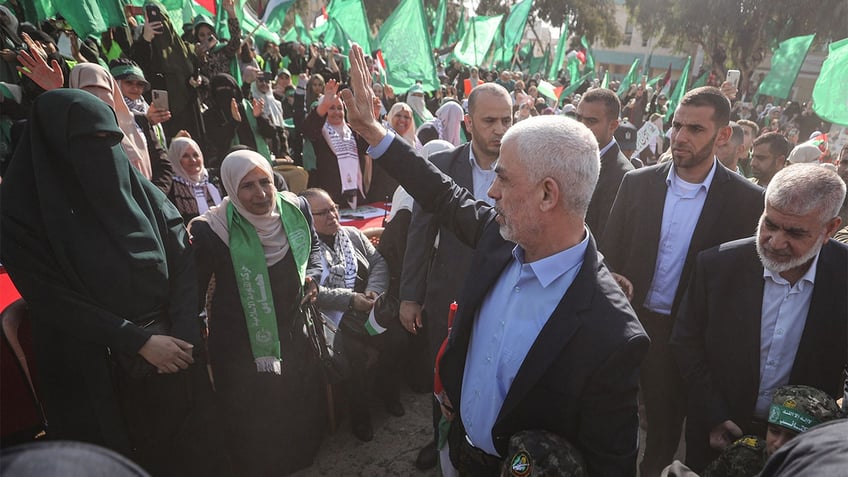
[448,418,502,476]
[341,322,405,424]
[638,307,687,476]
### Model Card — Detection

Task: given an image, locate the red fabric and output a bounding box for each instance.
[463,78,483,97]
[337,202,389,230]
[194,0,216,16]
[433,302,457,397]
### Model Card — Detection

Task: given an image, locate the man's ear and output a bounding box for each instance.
[824,216,842,239]
[539,177,560,212]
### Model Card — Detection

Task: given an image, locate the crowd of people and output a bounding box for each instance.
[1,4,847,477]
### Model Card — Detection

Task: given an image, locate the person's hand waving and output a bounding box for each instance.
[339,44,386,145]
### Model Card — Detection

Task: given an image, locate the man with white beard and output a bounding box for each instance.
[671,164,848,471]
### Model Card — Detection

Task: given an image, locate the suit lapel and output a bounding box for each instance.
[452,145,474,191]
[738,242,765,385]
[688,163,730,260]
[641,163,671,272]
[495,240,598,423]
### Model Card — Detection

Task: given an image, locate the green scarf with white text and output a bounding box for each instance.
[227,192,311,374]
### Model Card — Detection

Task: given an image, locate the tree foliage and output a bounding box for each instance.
[475,0,622,47]
[625,0,848,93]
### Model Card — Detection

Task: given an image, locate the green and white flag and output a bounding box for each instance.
[326,0,372,55]
[617,58,641,98]
[378,0,439,93]
[432,0,447,49]
[261,0,295,33]
[665,56,691,122]
[756,34,815,100]
[453,14,503,66]
[812,38,848,126]
[548,23,569,81]
[502,0,533,67]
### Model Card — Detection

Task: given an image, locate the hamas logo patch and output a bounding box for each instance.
[510,451,531,477]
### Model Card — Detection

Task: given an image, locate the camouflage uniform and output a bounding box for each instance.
[700,385,841,477]
[702,435,765,477]
[500,430,587,477]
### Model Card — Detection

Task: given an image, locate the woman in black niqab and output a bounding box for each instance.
[0,89,229,476]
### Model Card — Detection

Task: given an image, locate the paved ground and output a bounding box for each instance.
[291,388,440,477]
[290,389,680,476]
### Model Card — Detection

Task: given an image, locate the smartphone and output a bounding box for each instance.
[151,89,169,111]
[145,4,164,24]
[726,69,741,89]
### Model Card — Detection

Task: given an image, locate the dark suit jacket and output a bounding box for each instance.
[585,142,633,240]
[400,144,475,358]
[377,137,650,476]
[601,160,765,316]
[671,237,848,470]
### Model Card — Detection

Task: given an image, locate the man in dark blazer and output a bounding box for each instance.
[577,88,634,240]
[340,44,650,476]
[671,164,847,471]
[601,86,765,475]
[399,83,513,469]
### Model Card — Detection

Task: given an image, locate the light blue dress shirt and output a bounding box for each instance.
[753,252,819,417]
[643,159,717,315]
[367,130,397,158]
[468,147,497,205]
[460,230,590,456]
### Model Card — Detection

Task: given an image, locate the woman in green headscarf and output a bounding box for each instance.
[189,149,326,475]
[0,89,225,475]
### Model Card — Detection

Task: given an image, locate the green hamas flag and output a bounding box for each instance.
[812,38,848,126]
[283,15,314,45]
[433,0,447,49]
[558,72,592,105]
[453,14,503,66]
[261,0,295,33]
[379,0,439,93]
[580,35,595,78]
[449,9,466,45]
[49,0,126,40]
[567,53,581,83]
[327,0,372,55]
[688,70,708,91]
[665,56,691,122]
[502,0,533,67]
[548,23,569,81]
[617,57,641,98]
[756,34,816,100]
[600,71,609,89]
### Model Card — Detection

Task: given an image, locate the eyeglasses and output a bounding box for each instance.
[313,204,339,217]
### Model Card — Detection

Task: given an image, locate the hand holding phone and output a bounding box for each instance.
[151,89,169,112]
[726,69,741,89]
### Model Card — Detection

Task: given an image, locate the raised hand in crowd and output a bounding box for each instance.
[720,80,738,101]
[371,95,382,121]
[230,97,241,122]
[142,20,163,42]
[16,33,63,91]
[252,97,264,118]
[339,44,386,144]
[146,103,171,126]
[709,419,743,451]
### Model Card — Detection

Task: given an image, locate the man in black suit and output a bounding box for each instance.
[577,88,634,240]
[399,83,513,469]
[672,164,847,471]
[341,44,650,476]
[601,86,765,475]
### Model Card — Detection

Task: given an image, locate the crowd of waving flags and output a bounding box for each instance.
[22,0,848,126]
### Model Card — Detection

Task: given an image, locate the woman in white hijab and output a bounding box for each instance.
[166,137,222,224]
[189,149,325,475]
[386,102,422,150]
[69,63,152,180]
[416,101,464,147]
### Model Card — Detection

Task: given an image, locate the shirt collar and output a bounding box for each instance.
[666,157,718,195]
[763,248,821,291]
[599,138,616,157]
[468,146,495,173]
[511,227,590,287]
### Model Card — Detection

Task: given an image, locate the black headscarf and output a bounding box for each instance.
[1,89,189,336]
